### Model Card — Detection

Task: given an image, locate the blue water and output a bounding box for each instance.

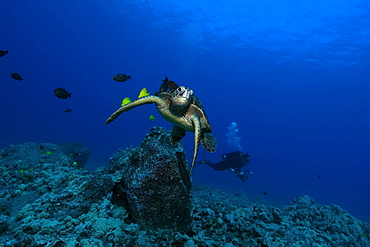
[1,0,370,223]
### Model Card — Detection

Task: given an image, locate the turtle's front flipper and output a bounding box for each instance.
[105,96,162,124]
[170,125,186,145]
[189,115,201,174]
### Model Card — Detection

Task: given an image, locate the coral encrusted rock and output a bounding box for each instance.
[109,126,193,232]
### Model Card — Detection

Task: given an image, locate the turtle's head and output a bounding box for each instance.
[171,86,193,109]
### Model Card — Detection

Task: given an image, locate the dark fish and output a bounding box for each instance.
[113,74,131,82]
[10,73,23,81]
[0,50,9,57]
[159,76,179,93]
[159,77,169,93]
[168,80,178,90]
[64,109,72,113]
[318,174,321,178]
[263,192,268,195]
[54,87,71,99]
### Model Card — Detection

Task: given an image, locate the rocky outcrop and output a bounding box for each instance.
[109,126,193,232]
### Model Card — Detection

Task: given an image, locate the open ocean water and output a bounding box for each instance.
[1,0,370,224]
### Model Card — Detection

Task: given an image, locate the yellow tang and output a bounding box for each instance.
[138,88,150,98]
[121,97,131,106]
[149,115,155,121]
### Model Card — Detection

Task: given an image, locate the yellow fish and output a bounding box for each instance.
[149,115,155,121]
[121,97,131,106]
[138,88,150,98]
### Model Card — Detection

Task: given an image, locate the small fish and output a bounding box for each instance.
[10,73,23,81]
[138,88,150,98]
[168,80,178,90]
[149,115,155,121]
[0,50,9,57]
[64,109,72,113]
[54,87,71,99]
[113,74,131,82]
[318,174,321,178]
[121,97,131,106]
[263,192,268,195]
[161,76,170,84]
[158,76,179,94]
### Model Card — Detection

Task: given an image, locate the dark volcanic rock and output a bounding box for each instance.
[109,126,193,232]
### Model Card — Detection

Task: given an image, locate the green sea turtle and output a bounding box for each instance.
[105,86,217,173]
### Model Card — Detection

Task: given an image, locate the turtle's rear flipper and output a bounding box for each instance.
[201,133,217,153]
[189,115,201,174]
[170,125,186,145]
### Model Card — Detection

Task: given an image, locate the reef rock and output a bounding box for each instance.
[1,134,370,246]
[109,126,193,232]
[0,142,115,246]
[190,187,370,246]
[58,141,91,168]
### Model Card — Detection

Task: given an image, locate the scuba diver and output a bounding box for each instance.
[198,151,252,182]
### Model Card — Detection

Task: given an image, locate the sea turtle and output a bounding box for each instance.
[105,86,217,173]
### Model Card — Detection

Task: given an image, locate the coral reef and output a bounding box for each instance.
[58,141,91,169]
[191,187,370,246]
[0,129,369,246]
